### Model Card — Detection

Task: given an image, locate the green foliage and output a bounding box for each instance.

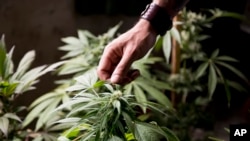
[22,8,247,141]
[23,24,124,134]
[24,22,173,141]
[152,8,247,140]
[55,70,176,141]
[155,8,247,104]
[0,36,63,140]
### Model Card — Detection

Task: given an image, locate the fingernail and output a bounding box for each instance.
[111,74,121,84]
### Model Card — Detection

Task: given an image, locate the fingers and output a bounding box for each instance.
[110,49,137,84]
[97,46,118,81]
[97,42,140,84]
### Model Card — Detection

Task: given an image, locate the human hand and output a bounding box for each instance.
[97,19,157,84]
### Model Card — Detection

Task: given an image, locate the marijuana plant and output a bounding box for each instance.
[155,8,247,104]
[0,36,63,140]
[24,22,173,141]
[56,69,177,141]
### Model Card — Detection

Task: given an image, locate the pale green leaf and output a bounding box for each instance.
[133,83,147,113]
[36,97,62,131]
[77,30,89,46]
[0,117,9,137]
[67,100,102,117]
[39,61,65,76]
[54,117,81,124]
[4,113,22,122]
[74,69,98,88]
[48,123,75,132]
[11,50,35,81]
[61,37,82,46]
[162,32,172,63]
[108,136,123,141]
[54,98,92,112]
[170,27,181,44]
[15,65,46,93]
[57,136,71,141]
[137,81,172,108]
[4,47,15,79]
[66,84,86,92]
[23,98,55,127]
[29,91,65,108]
[112,100,121,114]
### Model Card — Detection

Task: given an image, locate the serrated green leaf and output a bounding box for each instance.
[29,90,65,108]
[227,80,247,92]
[162,32,172,63]
[216,56,238,62]
[77,30,89,46]
[134,122,161,141]
[215,61,248,82]
[4,47,15,79]
[134,122,175,141]
[195,62,209,79]
[211,49,219,58]
[55,118,81,124]
[108,136,123,141]
[54,98,92,112]
[4,113,22,122]
[170,27,181,44]
[23,98,55,128]
[0,117,9,137]
[74,69,98,88]
[122,112,134,133]
[112,100,121,114]
[208,64,217,99]
[48,123,75,132]
[154,36,163,51]
[162,127,180,141]
[67,100,102,117]
[133,83,147,113]
[137,80,172,108]
[36,97,62,131]
[11,50,35,81]
[61,37,82,46]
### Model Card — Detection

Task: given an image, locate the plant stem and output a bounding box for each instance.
[171,15,181,107]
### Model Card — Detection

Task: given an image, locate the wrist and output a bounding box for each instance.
[135,19,158,36]
[140,3,173,36]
